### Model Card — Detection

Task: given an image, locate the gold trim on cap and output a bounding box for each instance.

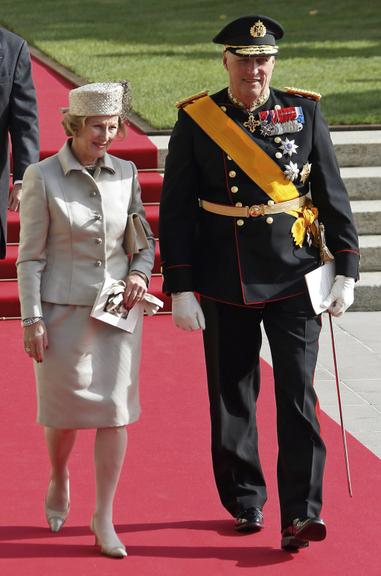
[250,20,267,38]
[225,44,278,55]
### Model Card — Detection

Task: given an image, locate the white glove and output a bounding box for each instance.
[322,275,355,317]
[143,293,163,316]
[143,301,160,316]
[171,292,206,331]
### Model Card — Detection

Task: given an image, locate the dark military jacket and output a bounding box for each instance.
[159,87,359,305]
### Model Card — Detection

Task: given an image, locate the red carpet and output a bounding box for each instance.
[1,50,380,575]
[0,316,380,575]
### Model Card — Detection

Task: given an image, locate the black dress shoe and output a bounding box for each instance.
[281,517,327,551]
[234,507,264,533]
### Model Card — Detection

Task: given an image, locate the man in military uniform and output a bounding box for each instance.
[159,15,359,551]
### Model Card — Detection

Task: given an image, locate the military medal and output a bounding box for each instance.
[279,137,298,156]
[261,123,279,137]
[259,106,304,124]
[300,162,312,183]
[228,88,270,134]
[243,114,261,133]
[283,161,299,182]
[259,106,304,136]
[260,120,303,136]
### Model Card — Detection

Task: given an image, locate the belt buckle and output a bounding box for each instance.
[248,204,265,217]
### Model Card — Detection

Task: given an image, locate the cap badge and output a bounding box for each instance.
[250,20,267,38]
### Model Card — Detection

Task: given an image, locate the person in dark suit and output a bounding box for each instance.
[0,27,39,258]
[159,15,359,551]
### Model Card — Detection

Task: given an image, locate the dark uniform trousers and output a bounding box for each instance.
[201,292,326,530]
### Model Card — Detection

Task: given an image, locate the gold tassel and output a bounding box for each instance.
[289,206,319,247]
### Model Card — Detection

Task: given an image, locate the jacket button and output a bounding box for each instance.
[236,219,244,227]
[89,191,97,197]
[95,237,103,245]
[235,202,243,207]
[266,217,274,224]
[274,104,281,110]
[274,137,281,143]
[220,105,227,112]
[227,155,232,161]
[229,170,236,178]
[267,200,275,206]
[95,260,103,267]
[231,186,239,193]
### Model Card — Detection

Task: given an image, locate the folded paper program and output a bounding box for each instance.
[103,280,129,318]
[91,278,164,332]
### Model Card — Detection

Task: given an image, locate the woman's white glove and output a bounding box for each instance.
[322,275,355,317]
[171,292,206,331]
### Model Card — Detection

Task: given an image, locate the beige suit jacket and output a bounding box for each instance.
[17,141,155,319]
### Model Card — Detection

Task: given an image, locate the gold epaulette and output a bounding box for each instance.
[284,86,322,101]
[176,90,209,109]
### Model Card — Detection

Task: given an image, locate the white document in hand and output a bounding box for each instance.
[305,260,336,315]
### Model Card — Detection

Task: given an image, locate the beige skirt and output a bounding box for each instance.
[34,302,143,429]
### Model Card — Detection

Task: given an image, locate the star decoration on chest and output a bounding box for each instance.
[300,162,312,184]
[283,161,300,182]
[279,137,299,157]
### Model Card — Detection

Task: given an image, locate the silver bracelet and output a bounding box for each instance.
[129,270,148,286]
[22,316,42,327]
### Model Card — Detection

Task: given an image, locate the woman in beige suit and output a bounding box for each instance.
[16,82,155,558]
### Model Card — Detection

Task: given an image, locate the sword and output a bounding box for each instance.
[327,312,353,497]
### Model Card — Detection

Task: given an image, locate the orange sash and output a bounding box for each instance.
[183,95,317,246]
[183,95,298,203]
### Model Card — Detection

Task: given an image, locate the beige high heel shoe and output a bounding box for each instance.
[45,501,70,532]
[90,516,127,558]
[45,480,70,532]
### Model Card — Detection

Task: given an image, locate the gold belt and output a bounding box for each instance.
[199,195,308,218]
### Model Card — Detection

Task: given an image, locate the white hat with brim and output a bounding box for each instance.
[64,82,131,120]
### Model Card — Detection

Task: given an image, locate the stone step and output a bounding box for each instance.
[150,131,381,170]
[331,131,381,168]
[341,167,381,200]
[351,200,381,234]
[359,235,381,272]
[352,272,381,311]
[148,135,170,170]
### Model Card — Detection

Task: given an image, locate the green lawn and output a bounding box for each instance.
[1,0,380,128]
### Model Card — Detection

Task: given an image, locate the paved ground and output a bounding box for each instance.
[260,310,381,459]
